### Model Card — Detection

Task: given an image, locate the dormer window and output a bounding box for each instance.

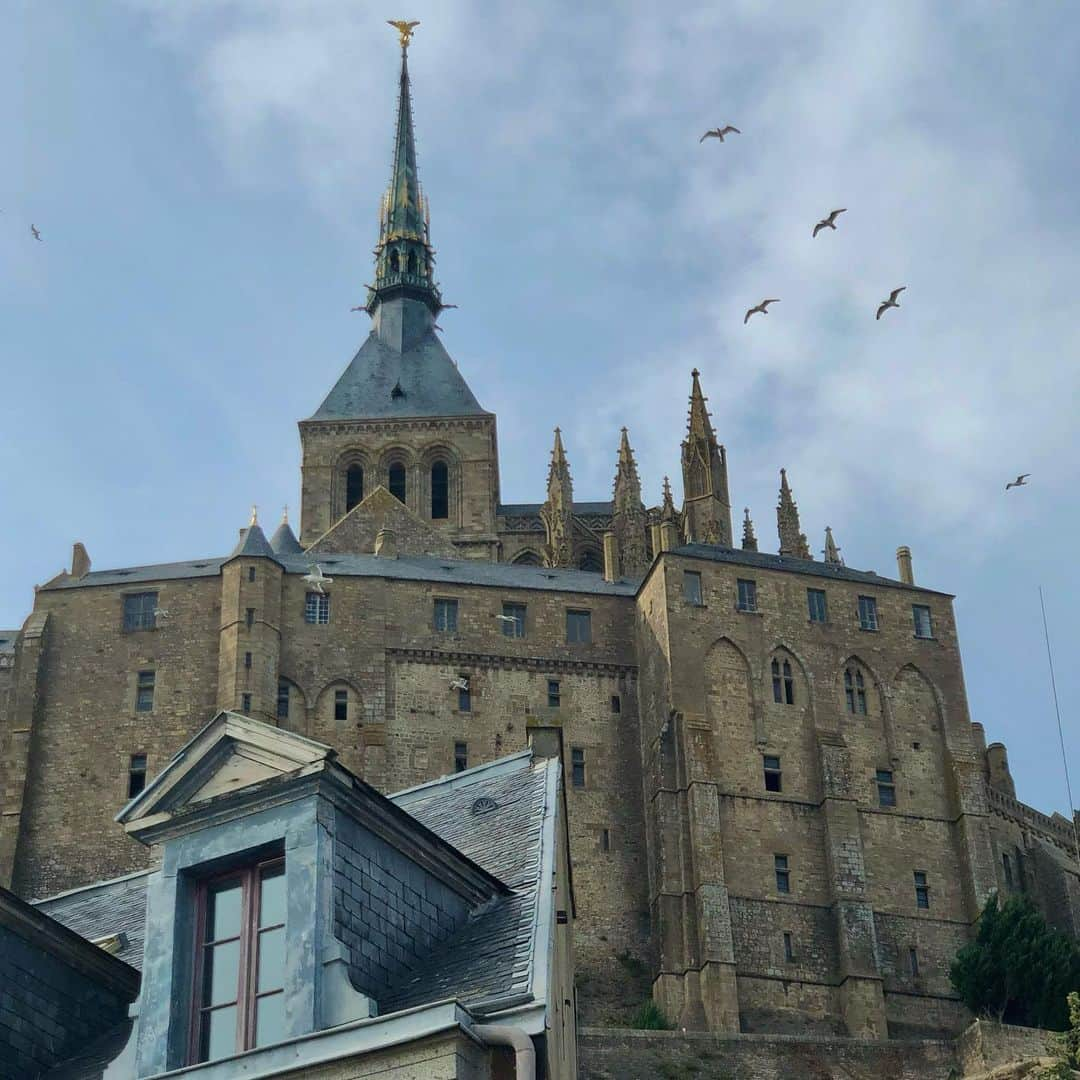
[192,857,286,1064]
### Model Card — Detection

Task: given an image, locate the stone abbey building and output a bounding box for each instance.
[2,30,1078,1046]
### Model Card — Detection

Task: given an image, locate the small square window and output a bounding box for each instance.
[683,571,703,606]
[914,870,930,909]
[858,595,878,631]
[807,589,827,623]
[913,604,933,639]
[334,689,348,722]
[736,579,757,613]
[763,755,782,793]
[248,566,256,583]
[127,754,147,799]
[611,694,621,714]
[135,670,155,713]
[276,681,290,720]
[434,598,458,633]
[571,747,586,788]
[123,592,158,632]
[304,593,329,625]
[775,854,790,894]
[548,679,561,708]
[454,741,468,773]
[876,769,896,807]
[502,602,526,638]
[783,931,794,962]
[566,609,592,644]
[241,692,252,714]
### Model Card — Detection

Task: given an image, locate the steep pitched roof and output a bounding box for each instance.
[229,522,278,560]
[270,518,304,555]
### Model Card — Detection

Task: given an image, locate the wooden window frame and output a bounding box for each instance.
[188,856,285,1065]
[736,579,757,613]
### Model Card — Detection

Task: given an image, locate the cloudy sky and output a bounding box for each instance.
[2,1,1078,815]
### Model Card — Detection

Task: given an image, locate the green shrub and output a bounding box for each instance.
[630,1000,674,1030]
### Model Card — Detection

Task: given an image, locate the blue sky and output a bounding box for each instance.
[2,2,1079,816]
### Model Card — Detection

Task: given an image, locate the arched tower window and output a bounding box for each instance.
[389,249,400,272]
[431,461,449,519]
[388,463,406,504]
[407,249,418,275]
[346,465,364,512]
[772,659,795,705]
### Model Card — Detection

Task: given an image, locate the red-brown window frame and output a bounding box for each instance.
[188,855,285,1065]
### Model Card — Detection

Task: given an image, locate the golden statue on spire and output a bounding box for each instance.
[387,20,419,48]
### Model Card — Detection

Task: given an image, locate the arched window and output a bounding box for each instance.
[844,667,867,715]
[345,465,364,512]
[389,249,400,272]
[579,549,603,573]
[431,461,449,519]
[772,659,795,705]
[388,463,406,503]
[407,249,417,275]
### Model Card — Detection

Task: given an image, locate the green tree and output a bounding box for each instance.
[950,894,1080,1030]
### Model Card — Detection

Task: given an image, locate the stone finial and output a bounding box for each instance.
[282,505,289,525]
[741,508,758,552]
[660,477,677,523]
[776,469,811,559]
[249,505,259,527]
[823,526,843,565]
[70,542,91,580]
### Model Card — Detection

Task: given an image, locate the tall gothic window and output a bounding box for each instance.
[388,463,406,503]
[345,465,364,512]
[772,659,794,705]
[844,667,867,715]
[431,461,449,519]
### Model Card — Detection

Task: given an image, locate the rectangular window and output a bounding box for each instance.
[135,670,155,713]
[1003,852,1014,890]
[845,668,868,715]
[192,858,285,1064]
[304,593,329,625]
[763,755,782,793]
[909,947,920,978]
[566,609,592,644]
[245,607,256,630]
[127,754,147,799]
[876,769,897,807]
[914,871,930,909]
[858,595,878,631]
[611,694,621,714]
[458,678,471,712]
[244,651,252,670]
[548,679,561,708]
[736,579,757,612]
[276,681,289,720]
[783,932,794,963]
[334,689,348,722]
[434,598,458,633]
[601,828,610,852]
[571,747,586,788]
[241,693,252,714]
[775,854,791,894]
[913,604,933,639]
[501,602,526,638]
[123,591,158,632]
[454,741,468,773]
[683,571,703,606]
[247,566,256,583]
[807,588,828,623]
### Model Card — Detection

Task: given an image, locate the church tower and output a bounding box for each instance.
[680,369,733,546]
[298,25,500,557]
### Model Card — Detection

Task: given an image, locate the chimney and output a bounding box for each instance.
[603,532,618,583]
[527,716,564,761]
[986,742,1016,799]
[374,527,397,558]
[896,545,914,585]
[649,523,662,560]
[660,521,679,553]
[70,542,91,580]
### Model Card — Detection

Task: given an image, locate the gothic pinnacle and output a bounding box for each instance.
[777,469,811,559]
[660,477,676,522]
[823,526,843,565]
[742,507,758,551]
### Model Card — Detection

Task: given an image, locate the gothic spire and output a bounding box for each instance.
[776,468,811,559]
[365,24,442,316]
[823,525,843,565]
[613,428,642,510]
[685,368,716,444]
[742,507,758,552]
[680,369,733,546]
[660,476,677,522]
[612,428,648,577]
[541,428,574,568]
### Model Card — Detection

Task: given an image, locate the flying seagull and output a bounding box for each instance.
[812,208,847,237]
[495,614,518,624]
[1005,474,1030,491]
[302,564,334,594]
[448,676,469,692]
[439,303,458,310]
[876,286,906,320]
[30,224,41,241]
[700,125,740,143]
[744,298,779,324]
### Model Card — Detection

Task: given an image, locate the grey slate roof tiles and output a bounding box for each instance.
[269,520,304,555]
[229,522,278,560]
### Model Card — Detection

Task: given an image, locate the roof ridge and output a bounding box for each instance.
[31,867,152,906]
[390,749,535,803]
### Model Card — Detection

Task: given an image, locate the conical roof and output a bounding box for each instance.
[270,519,304,555]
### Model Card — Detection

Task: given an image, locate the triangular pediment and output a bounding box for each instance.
[117,712,334,835]
[306,486,458,558]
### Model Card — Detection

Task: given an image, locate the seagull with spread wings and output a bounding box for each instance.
[1005,474,1030,491]
[700,125,740,143]
[744,298,779,324]
[875,286,906,320]
[812,208,847,237]
[30,224,42,241]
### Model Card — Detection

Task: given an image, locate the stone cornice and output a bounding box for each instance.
[388,646,636,677]
[299,416,494,439]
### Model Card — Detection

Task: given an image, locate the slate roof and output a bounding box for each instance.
[270,520,304,555]
[229,522,277,560]
[40,1021,133,1080]
[310,328,489,421]
[35,870,150,971]
[498,501,613,517]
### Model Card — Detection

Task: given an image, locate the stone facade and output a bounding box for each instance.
[2,28,1079,1053]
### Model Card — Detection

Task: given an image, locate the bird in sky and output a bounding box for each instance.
[812,208,847,237]
[30,224,41,241]
[875,286,906,320]
[744,298,780,324]
[1005,474,1030,491]
[700,125,740,143]
[350,305,365,312]
[302,565,333,594]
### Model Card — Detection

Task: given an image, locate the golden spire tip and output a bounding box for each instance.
[387,19,419,49]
